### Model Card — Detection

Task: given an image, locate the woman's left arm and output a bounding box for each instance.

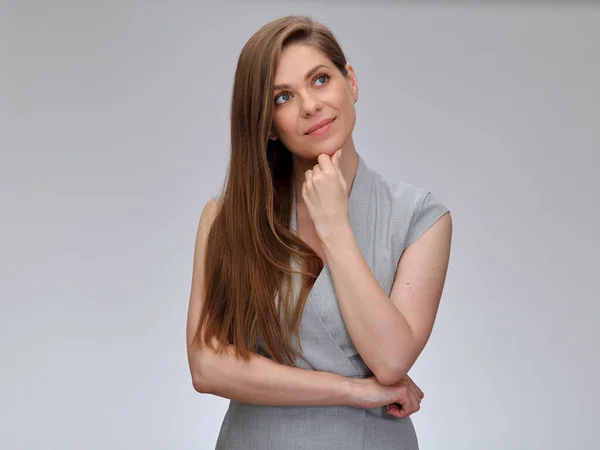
[322,212,452,386]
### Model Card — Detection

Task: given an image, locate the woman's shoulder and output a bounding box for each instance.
[198,196,220,235]
[368,168,450,250]
[368,167,438,212]
[211,190,223,207]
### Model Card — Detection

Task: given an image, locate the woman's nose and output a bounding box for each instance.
[300,93,323,117]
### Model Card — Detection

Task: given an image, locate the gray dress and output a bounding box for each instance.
[212,153,450,449]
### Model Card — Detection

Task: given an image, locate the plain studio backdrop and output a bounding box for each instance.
[1,1,598,449]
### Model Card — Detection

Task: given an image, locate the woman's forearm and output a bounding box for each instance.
[191,343,356,407]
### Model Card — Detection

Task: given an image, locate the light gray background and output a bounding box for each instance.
[1,1,598,449]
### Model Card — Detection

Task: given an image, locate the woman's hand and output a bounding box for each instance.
[350,374,424,418]
[302,149,349,241]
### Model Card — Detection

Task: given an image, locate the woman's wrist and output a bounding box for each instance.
[343,377,367,408]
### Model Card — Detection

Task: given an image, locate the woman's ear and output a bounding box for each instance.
[345,62,359,103]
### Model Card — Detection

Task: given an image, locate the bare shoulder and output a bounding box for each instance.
[198,198,220,237]
[193,196,221,285]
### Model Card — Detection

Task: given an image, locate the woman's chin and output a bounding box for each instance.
[292,141,344,161]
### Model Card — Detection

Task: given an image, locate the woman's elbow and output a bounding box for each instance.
[192,373,209,393]
[374,363,408,386]
[189,350,212,394]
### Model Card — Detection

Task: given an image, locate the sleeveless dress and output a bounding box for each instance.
[212,153,450,449]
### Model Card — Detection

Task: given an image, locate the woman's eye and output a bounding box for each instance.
[315,74,329,86]
[275,93,291,105]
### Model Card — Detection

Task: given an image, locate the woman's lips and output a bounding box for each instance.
[307,118,335,136]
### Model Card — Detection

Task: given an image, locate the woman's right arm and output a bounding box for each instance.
[186,198,356,407]
[192,336,356,407]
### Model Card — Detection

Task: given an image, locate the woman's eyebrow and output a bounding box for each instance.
[273,64,331,91]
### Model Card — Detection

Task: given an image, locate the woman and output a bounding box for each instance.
[186,15,452,449]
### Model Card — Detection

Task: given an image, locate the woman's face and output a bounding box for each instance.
[270,43,358,160]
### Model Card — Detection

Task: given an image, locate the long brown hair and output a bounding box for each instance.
[190,15,351,366]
